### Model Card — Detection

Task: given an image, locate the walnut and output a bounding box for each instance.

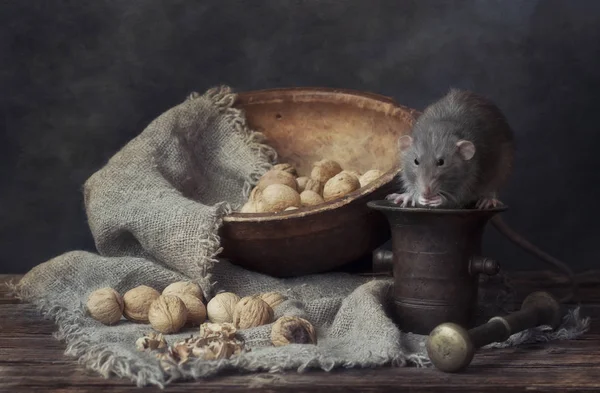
[304,178,324,195]
[162,281,204,303]
[123,285,161,323]
[323,171,361,201]
[135,332,167,351]
[311,159,342,183]
[255,184,301,213]
[300,190,324,206]
[272,163,298,177]
[256,170,298,192]
[359,169,384,187]
[296,176,309,192]
[271,316,317,346]
[148,295,188,334]
[206,292,240,323]
[86,287,124,325]
[259,292,287,309]
[179,294,207,326]
[233,296,274,329]
[240,200,256,213]
[343,170,361,179]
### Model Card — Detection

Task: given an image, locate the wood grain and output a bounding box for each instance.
[1,271,599,392]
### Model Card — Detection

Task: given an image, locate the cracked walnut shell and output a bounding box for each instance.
[233,296,274,330]
[148,295,188,334]
[123,285,161,323]
[271,316,317,346]
[86,287,124,325]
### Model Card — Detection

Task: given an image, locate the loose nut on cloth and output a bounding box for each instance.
[233,296,274,329]
[162,281,204,303]
[259,292,287,309]
[86,287,124,325]
[178,294,207,326]
[148,295,188,334]
[271,316,317,346]
[123,285,161,324]
[207,292,240,324]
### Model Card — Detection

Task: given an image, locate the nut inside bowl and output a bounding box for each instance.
[218,87,418,277]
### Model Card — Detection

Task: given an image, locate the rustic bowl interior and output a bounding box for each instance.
[230,88,418,218]
[218,87,419,277]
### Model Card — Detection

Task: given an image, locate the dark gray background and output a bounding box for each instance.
[2,0,599,274]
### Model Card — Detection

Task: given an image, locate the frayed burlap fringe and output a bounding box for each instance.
[10,85,591,388]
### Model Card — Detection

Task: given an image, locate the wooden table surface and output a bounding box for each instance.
[1,271,599,393]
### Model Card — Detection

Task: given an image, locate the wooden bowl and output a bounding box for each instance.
[218,87,418,277]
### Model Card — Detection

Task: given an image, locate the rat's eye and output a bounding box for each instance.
[414,158,420,166]
[436,158,445,166]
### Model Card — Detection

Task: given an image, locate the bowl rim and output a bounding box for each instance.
[223,86,419,223]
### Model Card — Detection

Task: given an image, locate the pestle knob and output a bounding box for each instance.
[425,291,563,373]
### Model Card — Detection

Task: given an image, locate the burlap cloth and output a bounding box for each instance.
[10,86,590,388]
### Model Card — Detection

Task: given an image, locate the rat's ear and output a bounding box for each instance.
[398,135,413,152]
[456,140,475,160]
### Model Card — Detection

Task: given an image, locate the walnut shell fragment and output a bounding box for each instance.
[155,322,246,368]
[136,332,167,351]
[86,287,124,325]
[233,296,274,329]
[148,295,188,334]
[123,285,161,324]
[271,316,317,346]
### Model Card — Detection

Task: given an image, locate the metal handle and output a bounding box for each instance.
[372,248,393,274]
[425,291,563,373]
[469,256,500,276]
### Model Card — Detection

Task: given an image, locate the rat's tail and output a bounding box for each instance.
[491,215,579,305]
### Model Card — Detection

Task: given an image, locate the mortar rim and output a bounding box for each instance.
[367,199,508,214]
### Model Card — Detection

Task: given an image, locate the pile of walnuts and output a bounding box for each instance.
[240,160,383,213]
[86,284,317,361]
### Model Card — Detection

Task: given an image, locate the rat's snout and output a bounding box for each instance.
[421,184,436,199]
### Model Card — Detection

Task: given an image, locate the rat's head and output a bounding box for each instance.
[398,131,476,207]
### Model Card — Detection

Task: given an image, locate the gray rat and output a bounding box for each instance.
[386,88,577,302]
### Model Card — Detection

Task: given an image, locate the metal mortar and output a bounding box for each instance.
[367,200,506,335]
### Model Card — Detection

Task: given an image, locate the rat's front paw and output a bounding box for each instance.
[386,192,416,207]
[476,197,502,209]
